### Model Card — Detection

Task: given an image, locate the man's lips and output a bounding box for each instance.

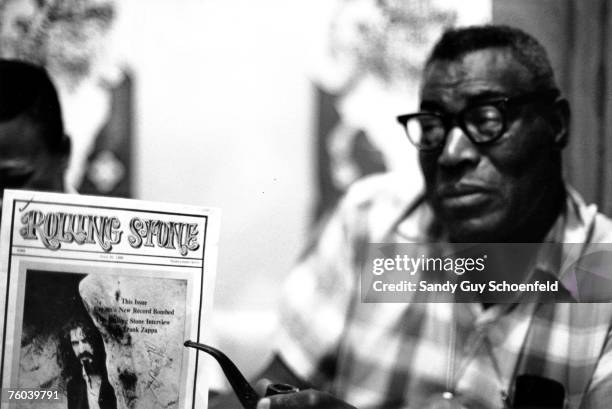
[78,353,94,361]
[435,184,495,208]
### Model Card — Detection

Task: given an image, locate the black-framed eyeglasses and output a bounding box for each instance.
[396,89,560,151]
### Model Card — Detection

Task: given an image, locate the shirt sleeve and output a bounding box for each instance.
[579,325,612,408]
[274,198,360,389]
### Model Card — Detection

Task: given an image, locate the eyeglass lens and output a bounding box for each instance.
[406,104,505,149]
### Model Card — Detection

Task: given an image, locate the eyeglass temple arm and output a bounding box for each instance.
[184,340,261,409]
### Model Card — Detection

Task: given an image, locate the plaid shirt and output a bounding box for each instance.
[276,173,612,409]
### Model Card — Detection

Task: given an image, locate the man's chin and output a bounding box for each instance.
[80,357,93,366]
[444,215,507,243]
[432,200,506,242]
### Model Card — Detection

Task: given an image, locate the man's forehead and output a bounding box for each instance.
[421,48,535,100]
[69,327,85,339]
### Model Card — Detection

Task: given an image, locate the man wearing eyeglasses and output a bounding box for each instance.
[395,39,567,246]
[214,25,612,409]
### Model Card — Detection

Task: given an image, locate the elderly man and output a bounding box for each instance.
[243,25,612,409]
[0,59,70,211]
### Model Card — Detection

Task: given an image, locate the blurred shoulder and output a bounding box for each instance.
[330,173,424,241]
[341,172,422,213]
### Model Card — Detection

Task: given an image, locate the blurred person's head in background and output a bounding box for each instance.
[0,0,117,87]
[0,59,70,208]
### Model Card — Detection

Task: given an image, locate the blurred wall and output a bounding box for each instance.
[494,0,612,215]
[107,0,612,390]
[111,0,494,382]
[114,0,316,378]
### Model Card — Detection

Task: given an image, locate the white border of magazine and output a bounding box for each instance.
[0,189,220,409]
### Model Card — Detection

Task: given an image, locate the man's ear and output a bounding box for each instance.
[551,98,570,149]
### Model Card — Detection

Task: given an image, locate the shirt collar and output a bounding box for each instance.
[395,185,600,302]
[532,186,600,301]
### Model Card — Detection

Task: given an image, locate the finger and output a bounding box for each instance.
[255,378,273,396]
[256,397,271,409]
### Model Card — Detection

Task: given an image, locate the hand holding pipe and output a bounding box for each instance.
[184,340,299,409]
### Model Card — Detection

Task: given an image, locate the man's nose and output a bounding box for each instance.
[437,126,480,167]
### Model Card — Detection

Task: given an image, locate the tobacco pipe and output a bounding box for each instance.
[184,340,298,409]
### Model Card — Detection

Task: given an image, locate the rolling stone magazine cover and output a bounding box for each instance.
[0,190,220,409]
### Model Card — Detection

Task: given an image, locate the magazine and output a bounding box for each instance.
[0,190,220,409]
